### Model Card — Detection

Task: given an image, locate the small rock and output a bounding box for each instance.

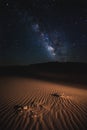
[23,106,28,110]
[51,93,61,97]
[14,105,23,113]
[34,114,38,118]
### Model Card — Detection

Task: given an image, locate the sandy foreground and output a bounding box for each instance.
[0,77,87,130]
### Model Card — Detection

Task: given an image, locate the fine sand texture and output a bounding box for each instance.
[0,77,87,130]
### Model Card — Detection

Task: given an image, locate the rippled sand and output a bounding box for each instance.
[0,77,87,130]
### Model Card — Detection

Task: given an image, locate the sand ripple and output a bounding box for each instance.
[0,78,87,130]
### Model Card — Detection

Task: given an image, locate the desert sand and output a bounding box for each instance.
[0,77,87,130]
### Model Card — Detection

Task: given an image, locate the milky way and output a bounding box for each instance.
[32,22,56,58]
[31,20,68,61]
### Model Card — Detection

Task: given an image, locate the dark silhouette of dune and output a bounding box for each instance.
[0,62,87,86]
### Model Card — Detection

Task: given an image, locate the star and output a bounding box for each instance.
[52,0,56,2]
[74,21,78,25]
[6,3,9,7]
[72,42,76,48]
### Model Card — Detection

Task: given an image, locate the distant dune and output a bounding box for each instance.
[0,62,87,85]
[0,77,87,130]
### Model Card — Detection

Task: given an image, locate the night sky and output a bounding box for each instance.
[0,0,87,65]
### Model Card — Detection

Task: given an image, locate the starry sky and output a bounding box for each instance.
[0,0,87,65]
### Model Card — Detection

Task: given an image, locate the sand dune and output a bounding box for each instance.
[0,77,87,130]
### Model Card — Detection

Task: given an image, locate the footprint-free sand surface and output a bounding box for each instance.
[0,77,87,130]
